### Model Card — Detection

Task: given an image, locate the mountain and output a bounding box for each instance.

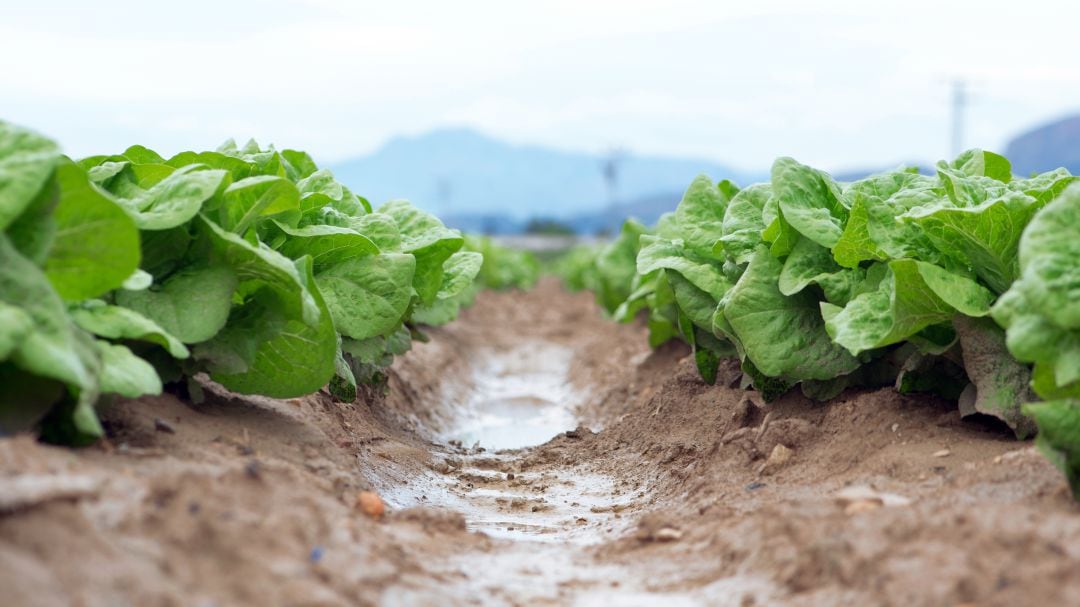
[327,128,751,221]
[1005,114,1080,176]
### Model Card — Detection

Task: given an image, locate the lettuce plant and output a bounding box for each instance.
[0,119,511,444]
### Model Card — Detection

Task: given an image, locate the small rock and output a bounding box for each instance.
[745,482,766,492]
[153,418,176,434]
[507,472,515,481]
[844,500,881,515]
[654,527,683,542]
[834,485,912,508]
[758,444,794,476]
[355,491,385,519]
[636,512,683,542]
[933,449,951,458]
[890,423,899,433]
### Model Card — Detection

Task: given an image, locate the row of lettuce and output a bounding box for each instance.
[0,120,537,445]
[556,150,1080,498]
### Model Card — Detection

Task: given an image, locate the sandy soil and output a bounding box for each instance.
[1,279,1078,606]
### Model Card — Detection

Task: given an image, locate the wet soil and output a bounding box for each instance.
[1,279,1078,606]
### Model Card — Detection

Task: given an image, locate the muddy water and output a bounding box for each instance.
[377,341,697,604]
[439,343,581,451]
[382,342,636,543]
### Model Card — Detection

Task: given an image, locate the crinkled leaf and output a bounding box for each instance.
[378,200,463,304]
[194,215,321,327]
[347,212,401,251]
[832,170,941,267]
[1022,400,1080,500]
[593,220,647,313]
[1011,168,1076,205]
[195,257,337,397]
[945,149,1012,182]
[212,175,300,234]
[437,251,483,300]
[1016,184,1080,328]
[282,150,319,180]
[637,235,731,300]
[779,237,865,305]
[412,294,466,326]
[718,183,771,264]
[904,189,1040,294]
[108,164,227,230]
[166,151,253,181]
[668,271,720,332]
[992,286,1080,397]
[826,259,993,356]
[70,300,190,358]
[953,316,1036,438]
[275,223,379,270]
[316,253,416,340]
[0,235,97,391]
[674,175,736,259]
[724,247,859,381]
[771,157,847,248]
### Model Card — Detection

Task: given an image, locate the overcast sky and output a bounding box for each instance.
[3,0,1078,172]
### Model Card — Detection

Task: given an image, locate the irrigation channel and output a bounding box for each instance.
[1,280,1079,606]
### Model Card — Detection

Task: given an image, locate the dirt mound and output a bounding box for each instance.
[1,279,1078,606]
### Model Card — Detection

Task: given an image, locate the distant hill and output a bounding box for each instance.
[1005,114,1080,176]
[327,128,752,220]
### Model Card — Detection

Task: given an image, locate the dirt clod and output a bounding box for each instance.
[356,491,386,519]
[759,443,794,476]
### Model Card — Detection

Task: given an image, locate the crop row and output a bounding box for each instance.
[556,150,1080,498]
[0,121,537,445]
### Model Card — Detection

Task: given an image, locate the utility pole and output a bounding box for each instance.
[950,79,967,157]
[601,147,625,207]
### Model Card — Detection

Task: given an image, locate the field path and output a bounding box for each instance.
[1,280,1078,606]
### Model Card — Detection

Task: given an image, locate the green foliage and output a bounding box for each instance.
[554,150,1076,441]
[0,118,528,445]
[1023,400,1080,499]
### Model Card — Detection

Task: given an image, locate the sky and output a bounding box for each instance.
[2,0,1079,172]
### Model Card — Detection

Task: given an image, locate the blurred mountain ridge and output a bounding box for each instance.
[328,127,754,222]
[330,116,1079,235]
